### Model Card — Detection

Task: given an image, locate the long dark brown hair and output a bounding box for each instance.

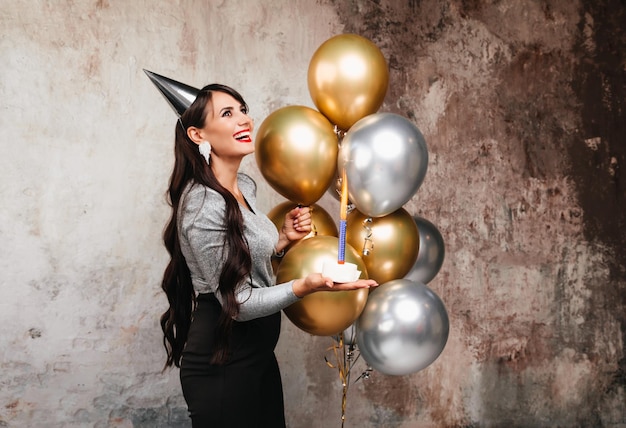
[160,84,252,368]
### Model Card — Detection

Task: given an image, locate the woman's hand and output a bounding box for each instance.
[292,273,378,298]
[275,206,312,252]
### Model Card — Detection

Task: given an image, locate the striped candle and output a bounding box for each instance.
[338,169,348,264]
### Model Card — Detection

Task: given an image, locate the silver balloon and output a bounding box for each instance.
[332,323,358,346]
[356,279,449,376]
[339,113,428,217]
[404,216,445,284]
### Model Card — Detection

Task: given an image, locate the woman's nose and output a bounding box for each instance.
[238,113,253,126]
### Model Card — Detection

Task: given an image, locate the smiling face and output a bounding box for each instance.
[191,90,255,161]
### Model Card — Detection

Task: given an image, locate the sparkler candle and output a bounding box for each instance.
[338,169,348,263]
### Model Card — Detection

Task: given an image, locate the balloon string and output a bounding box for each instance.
[362,217,374,256]
[324,333,363,428]
[335,125,345,143]
[354,365,373,383]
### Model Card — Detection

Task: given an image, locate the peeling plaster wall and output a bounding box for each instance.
[0,1,624,427]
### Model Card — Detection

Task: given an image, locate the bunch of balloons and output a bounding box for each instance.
[256,34,448,377]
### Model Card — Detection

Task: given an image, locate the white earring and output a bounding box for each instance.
[198,141,211,165]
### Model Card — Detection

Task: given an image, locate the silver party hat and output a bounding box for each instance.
[143,69,200,117]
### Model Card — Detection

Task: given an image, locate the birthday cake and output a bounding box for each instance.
[322,261,361,283]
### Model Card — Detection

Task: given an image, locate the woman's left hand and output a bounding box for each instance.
[277,206,312,249]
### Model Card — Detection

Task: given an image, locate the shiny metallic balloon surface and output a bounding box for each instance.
[308,34,389,131]
[339,113,428,218]
[331,323,358,347]
[346,208,419,284]
[276,236,369,336]
[342,323,358,346]
[256,106,338,206]
[404,216,445,284]
[356,279,449,375]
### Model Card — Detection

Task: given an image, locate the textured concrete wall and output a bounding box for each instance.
[329,1,626,427]
[0,1,624,427]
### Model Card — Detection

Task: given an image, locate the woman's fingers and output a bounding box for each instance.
[292,207,312,230]
[334,279,378,290]
[302,274,378,294]
[319,278,378,291]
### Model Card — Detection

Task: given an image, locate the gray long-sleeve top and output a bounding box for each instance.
[177,173,301,321]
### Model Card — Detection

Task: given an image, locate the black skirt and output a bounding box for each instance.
[180,293,286,428]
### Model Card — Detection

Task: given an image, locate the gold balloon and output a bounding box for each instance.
[308,34,389,131]
[325,166,343,202]
[255,106,339,205]
[267,202,338,272]
[346,208,419,284]
[276,236,369,336]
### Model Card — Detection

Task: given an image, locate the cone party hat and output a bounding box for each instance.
[143,69,200,117]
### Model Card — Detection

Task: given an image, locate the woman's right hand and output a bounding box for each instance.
[292,273,378,298]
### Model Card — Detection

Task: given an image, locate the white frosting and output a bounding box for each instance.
[322,261,361,283]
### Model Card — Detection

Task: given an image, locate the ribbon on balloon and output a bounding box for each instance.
[324,332,356,428]
[324,326,377,428]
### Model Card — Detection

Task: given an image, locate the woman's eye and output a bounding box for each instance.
[241,107,249,114]
[222,110,232,117]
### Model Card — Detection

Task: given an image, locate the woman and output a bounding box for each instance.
[159,83,377,427]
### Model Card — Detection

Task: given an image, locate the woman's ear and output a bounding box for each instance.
[186,126,203,146]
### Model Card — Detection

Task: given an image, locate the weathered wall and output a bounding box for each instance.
[0,1,624,427]
[327,1,626,427]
